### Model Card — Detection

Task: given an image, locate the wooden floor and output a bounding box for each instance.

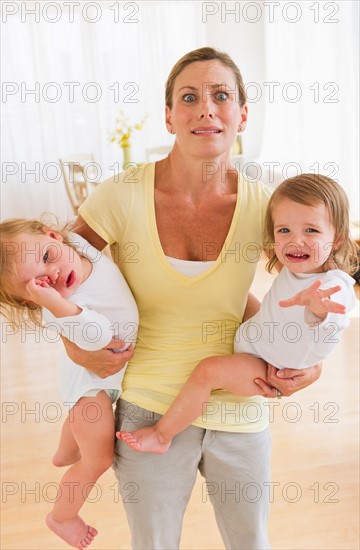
[1,262,359,550]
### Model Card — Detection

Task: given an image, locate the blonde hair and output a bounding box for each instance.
[264,174,359,275]
[0,217,74,328]
[165,47,246,109]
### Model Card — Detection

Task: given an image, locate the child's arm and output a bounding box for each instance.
[25,278,81,318]
[254,279,348,397]
[26,278,115,351]
[279,279,346,321]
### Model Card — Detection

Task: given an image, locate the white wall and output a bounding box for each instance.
[203,4,266,160]
[1,1,358,219]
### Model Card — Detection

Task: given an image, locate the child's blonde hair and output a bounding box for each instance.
[0,217,74,327]
[264,173,359,275]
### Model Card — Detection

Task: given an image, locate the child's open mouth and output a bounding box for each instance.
[285,253,310,262]
[66,271,76,287]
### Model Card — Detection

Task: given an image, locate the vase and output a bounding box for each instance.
[122,146,132,168]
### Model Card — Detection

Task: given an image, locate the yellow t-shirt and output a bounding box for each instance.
[79,162,272,432]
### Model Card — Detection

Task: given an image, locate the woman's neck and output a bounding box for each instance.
[155,147,238,199]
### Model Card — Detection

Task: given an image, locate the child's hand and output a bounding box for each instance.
[279,280,345,321]
[25,277,61,308]
[25,278,81,318]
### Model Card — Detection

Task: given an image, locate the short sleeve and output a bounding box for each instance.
[79,170,133,245]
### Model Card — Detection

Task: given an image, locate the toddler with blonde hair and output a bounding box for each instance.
[118,174,358,454]
[0,218,138,549]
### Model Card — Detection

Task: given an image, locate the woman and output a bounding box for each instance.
[67,47,321,549]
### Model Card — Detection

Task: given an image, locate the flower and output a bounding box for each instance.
[110,111,147,149]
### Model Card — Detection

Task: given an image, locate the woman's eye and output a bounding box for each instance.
[183,94,196,103]
[216,92,229,101]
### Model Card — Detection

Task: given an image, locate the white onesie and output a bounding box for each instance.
[43,234,139,408]
[234,267,356,370]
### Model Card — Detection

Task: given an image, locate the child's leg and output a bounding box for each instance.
[52,416,81,467]
[46,390,115,549]
[118,353,267,454]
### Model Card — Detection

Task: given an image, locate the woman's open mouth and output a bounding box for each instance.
[192,127,222,135]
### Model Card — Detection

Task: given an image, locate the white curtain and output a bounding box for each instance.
[2,1,359,222]
[1,1,205,220]
[258,0,359,220]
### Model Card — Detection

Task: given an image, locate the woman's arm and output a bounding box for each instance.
[62,215,134,375]
[61,338,134,378]
[72,214,108,250]
[243,293,261,321]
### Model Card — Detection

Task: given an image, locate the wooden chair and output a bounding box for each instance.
[59,153,97,214]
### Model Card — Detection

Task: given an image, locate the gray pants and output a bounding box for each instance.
[113,399,271,550]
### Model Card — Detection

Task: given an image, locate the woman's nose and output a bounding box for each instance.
[199,98,214,119]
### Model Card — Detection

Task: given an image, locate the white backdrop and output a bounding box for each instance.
[1,1,205,219]
[1,0,359,221]
[259,0,359,218]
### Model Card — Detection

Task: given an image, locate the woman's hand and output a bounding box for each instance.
[254,363,322,397]
[61,337,134,378]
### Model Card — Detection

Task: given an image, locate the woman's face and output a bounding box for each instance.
[166,60,247,159]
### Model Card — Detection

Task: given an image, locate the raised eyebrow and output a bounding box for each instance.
[204,83,233,94]
[212,83,229,91]
[177,83,231,93]
[177,86,198,93]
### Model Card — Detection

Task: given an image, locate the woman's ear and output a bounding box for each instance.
[165,105,174,134]
[238,103,248,132]
[41,227,64,242]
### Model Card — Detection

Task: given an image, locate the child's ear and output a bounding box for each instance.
[333,237,344,252]
[41,227,64,242]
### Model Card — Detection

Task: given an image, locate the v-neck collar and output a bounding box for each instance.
[146,163,242,285]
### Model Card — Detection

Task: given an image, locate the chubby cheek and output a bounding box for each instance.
[312,244,332,265]
[55,285,70,299]
[273,239,286,258]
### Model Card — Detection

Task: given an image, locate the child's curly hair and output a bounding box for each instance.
[0,216,75,328]
[264,174,359,276]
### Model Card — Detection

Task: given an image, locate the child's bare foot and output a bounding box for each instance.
[116,426,171,454]
[46,512,98,549]
[52,449,81,467]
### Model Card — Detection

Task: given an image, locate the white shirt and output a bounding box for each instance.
[234,267,356,369]
[43,234,139,406]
